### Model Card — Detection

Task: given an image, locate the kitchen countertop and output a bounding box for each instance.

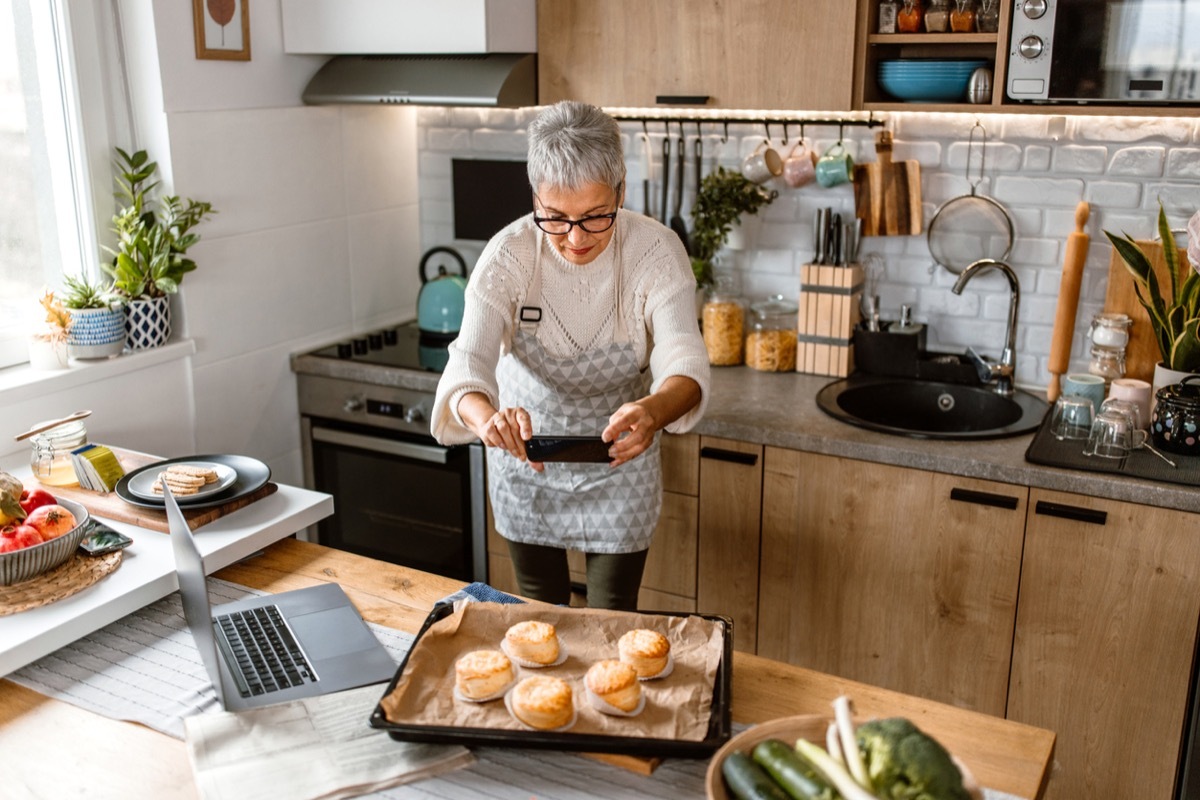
[292,350,1197,514]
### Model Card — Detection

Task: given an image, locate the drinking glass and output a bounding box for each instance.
[1084,409,1146,459]
[1050,395,1094,441]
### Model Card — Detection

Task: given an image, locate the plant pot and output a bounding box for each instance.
[67,306,126,359]
[125,296,171,350]
[28,337,69,370]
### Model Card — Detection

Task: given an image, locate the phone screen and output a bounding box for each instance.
[79,521,134,556]
[524,436,613,463]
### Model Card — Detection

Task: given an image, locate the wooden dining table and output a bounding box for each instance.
[0,538,1055,799]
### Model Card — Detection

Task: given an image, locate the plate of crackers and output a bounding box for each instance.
[115,454,272,511]
[127,461,237,502]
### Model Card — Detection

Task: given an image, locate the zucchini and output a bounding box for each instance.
[721,750,792,800]
[751,738,833,800]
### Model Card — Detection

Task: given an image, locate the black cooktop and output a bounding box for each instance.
[307,320,454,372]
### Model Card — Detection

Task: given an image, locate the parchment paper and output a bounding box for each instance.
[380,602,726,741]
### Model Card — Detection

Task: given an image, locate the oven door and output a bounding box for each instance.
[302,417,487,583]
[1008,0,1200,103]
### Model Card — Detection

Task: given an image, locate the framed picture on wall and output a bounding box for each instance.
[193,0,251,61]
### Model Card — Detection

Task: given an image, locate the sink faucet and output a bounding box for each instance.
[951,258,1020,397]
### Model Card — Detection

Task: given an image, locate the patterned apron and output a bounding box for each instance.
[487,229,662,554]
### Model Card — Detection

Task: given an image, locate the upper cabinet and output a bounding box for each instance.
[536,0,857,111]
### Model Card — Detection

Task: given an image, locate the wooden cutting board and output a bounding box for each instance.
[853,130,922,237]
[32,448,277,532]
[1103,240,1189,382]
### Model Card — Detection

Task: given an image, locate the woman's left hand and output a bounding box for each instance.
[601,401,657,467]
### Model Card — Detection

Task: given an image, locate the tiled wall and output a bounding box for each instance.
[417,107,1199,391]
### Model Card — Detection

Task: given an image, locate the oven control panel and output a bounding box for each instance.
[298,374,434,437]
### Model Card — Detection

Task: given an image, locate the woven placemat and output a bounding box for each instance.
[0,550,123,616]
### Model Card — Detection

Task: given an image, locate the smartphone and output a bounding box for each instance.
[524,435,613,463]
[78,520,134,556]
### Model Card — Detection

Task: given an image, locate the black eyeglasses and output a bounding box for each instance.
[533,183,622,236]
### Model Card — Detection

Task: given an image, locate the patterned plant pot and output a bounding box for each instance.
[67,306,127,359]
[125,296,171,350]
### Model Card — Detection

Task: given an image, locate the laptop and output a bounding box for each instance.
[164,484,397,711]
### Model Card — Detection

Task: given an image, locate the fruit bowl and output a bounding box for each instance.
[0,498,91,586]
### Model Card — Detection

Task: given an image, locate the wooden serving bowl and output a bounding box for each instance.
[705,714,830,800]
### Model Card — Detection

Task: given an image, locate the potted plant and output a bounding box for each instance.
[61,273,126,360]
[1103,203,1200,395]
[101,147,216,350]
[688,167,777,288]
[28,290,70,370]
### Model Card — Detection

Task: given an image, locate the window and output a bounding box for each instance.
[0,0,122,369]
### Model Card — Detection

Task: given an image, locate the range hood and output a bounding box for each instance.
[282,0,538,107]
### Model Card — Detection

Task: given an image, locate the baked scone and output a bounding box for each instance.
[509,675,574,730]
[618,628,671,679]
[454,649,514,701]
[584,659,642,713]
[503,620,561,666]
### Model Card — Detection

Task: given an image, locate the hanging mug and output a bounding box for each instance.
[815,141,854,188]
[742,141,783,185]
[782,141,816,188]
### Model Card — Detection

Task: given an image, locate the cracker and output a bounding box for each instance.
[152,479,199,496]
[167,464,218,484]
[158,469,206,488]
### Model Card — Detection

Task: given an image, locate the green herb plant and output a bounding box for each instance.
[101,147,216,299]
[688,167,777,287]
[60,273,121,310]
[1104,203,1200,373]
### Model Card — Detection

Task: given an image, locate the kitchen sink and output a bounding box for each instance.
[816,374,1050,440]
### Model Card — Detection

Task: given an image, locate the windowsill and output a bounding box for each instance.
[0,340,197,406]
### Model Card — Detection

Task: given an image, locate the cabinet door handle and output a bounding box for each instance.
[700,447,758,466]
[1034,500,1108,526]
[656,94,710,105]
[949,487,1020,510]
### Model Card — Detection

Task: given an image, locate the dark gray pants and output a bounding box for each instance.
[505,539,648,611]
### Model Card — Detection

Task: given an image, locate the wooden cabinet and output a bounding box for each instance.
[537,0,856,111]
[696,436,764,654]
[757,448,1027,716]
[1008,489,1200,800]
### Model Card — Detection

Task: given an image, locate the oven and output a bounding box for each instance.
[295,326,487,583]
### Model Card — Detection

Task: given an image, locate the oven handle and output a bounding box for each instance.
[310,426,450,464]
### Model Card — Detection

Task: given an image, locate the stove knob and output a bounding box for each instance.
[344,396,365,413]
[1018,35,1043,59]
[404,406,425,424]
[1022,0,1047,19]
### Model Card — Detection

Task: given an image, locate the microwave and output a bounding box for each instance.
[1007,0,1200,104]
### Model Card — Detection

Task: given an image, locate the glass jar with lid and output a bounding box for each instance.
[923,0,950,32]
[746,295,799,372]
[1089,312,1132,349]
[29,419,88,487]
[976,0,1000,31]
[949,0,976,31]
[702,276,745,366]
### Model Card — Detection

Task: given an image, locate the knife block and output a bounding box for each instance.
[797,264,863,377]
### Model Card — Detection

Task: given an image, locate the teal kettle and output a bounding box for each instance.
[417,246,468,337]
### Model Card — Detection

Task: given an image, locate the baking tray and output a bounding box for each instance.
[369,602,734,758]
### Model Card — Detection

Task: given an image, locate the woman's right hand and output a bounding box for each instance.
[458,393,543,472]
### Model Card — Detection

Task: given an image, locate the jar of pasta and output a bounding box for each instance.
[702,280,745,366]
[746,296,799,373]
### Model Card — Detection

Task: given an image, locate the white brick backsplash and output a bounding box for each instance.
[1084,181,1142,209]
[1108,146,1166,177]
[417,107,1199,391]
[1051,145,1109,174]
[1166,148,1200,178]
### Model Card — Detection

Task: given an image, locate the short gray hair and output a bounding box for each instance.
[526,101,625,193]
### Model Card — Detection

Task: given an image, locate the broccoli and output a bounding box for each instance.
[855,717,972,800]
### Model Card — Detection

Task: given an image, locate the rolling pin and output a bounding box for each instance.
[1047,201,1090,402]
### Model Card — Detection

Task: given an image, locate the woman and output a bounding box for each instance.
[431,101,710,610]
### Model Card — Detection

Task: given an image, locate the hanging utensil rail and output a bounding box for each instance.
[607,112,884,144]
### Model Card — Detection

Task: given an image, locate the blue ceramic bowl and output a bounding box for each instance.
[878,59,988,102]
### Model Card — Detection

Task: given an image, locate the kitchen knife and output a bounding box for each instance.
[1047,201,1090,401]
[814,209,828,264]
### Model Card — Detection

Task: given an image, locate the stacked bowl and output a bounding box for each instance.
[878,58,989,102]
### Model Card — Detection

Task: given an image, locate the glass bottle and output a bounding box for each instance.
[924,0,950,33]
[746,296,799,372]
[702,276,745,366]
[976,0,1000,32]
[878,0,899,33]
[949,0,976,32]
[29,419,88,487]
[897,0,924,32]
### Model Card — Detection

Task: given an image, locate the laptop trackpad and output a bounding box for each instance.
[289,606,379,658]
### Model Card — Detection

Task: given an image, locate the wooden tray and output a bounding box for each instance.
[35,448,277,532]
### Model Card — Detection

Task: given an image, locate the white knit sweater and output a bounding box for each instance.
[431,210,710,445]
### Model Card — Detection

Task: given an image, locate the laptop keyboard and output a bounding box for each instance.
[213,606,315,698]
